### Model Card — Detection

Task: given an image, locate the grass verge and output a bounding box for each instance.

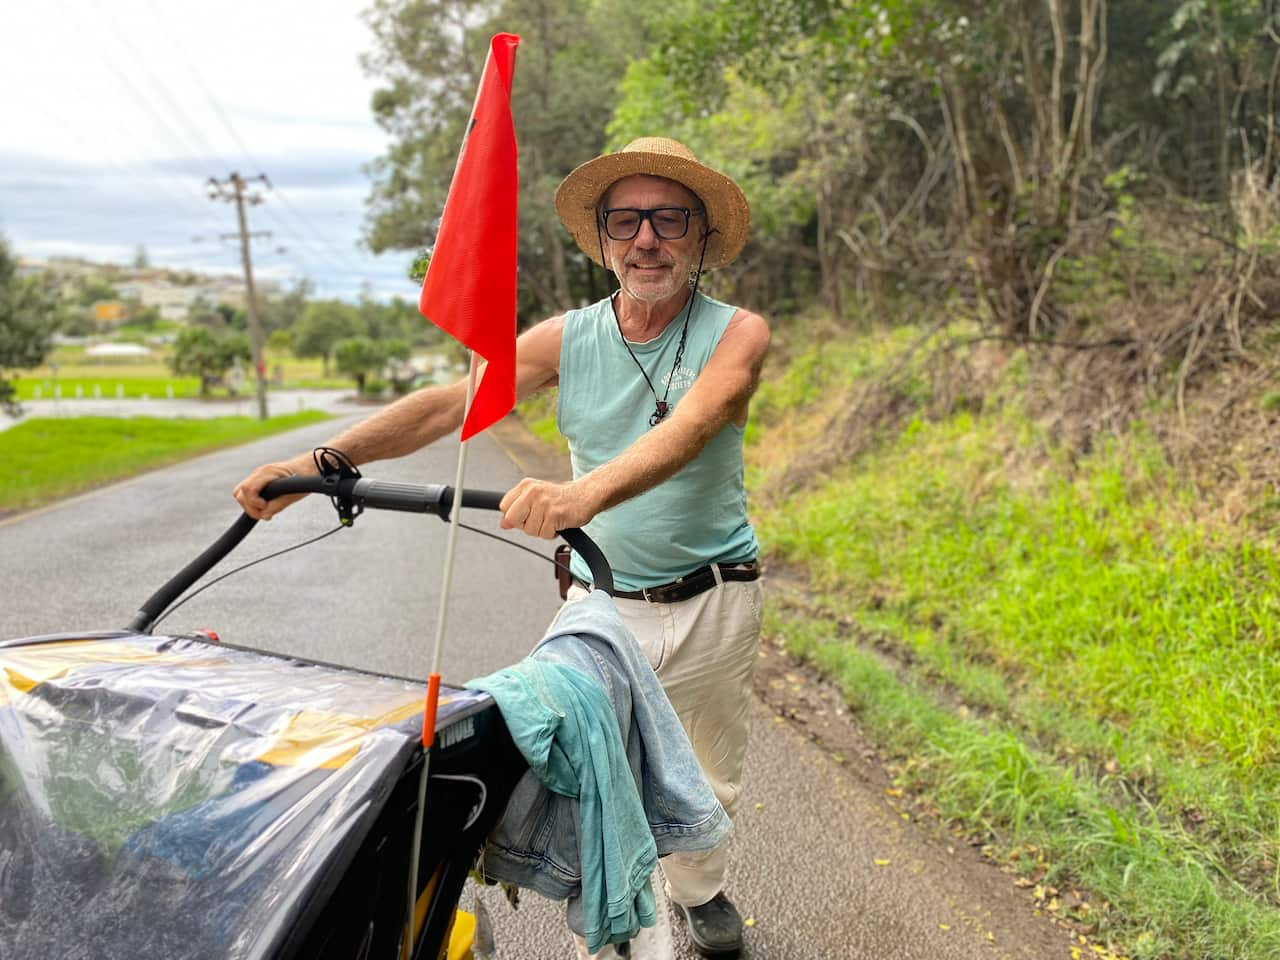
[750,332,1280,958]
[516,389,569,456]
[1,412,331,514]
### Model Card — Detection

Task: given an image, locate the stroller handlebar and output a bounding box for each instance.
[261,475,506,516]
[125,475,613,634]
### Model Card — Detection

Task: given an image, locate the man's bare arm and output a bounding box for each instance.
[233,316,564,519]
[499,310,770,538]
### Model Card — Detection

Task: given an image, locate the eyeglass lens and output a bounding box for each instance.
[604,207,693,241]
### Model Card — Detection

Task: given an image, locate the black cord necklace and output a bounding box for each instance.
[615,295,691,427]
[598,227,710,427]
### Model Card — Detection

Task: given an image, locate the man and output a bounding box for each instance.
[233,137,769,958]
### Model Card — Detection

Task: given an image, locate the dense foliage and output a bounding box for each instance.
[0,237,59,409]
[362,0,1280,335]
[168,326,252,397]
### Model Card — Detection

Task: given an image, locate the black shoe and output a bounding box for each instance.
[676,892,744,957]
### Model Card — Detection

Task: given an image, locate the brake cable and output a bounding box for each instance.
[148,449,573,633]
[149,525,347,631]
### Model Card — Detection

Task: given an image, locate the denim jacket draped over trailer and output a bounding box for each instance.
[466,590,729,952]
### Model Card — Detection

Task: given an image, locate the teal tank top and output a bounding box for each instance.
[557,291,759,591]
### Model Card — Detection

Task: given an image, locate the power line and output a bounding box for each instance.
[0,65,229,247]
[142,0,373,277]
[145,0,260,165]
[84,0,235,172]
[51,0,210,170]
[19,1,390,299]
[44,0,320,289]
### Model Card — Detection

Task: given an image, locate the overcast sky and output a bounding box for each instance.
[0,0,419,302]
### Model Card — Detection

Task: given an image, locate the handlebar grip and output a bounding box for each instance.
[129,468,619,635]
[351,479,448,514]
[260,477,506,518]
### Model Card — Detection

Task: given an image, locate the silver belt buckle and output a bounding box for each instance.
[641,586,656,603]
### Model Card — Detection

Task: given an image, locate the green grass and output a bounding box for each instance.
[10,375,202,400]
[754,401,1280,957]
[281,377,354,390]
[0,412,332,513]
[12,355,357,398]
[769,606,1280,959]
[517,389,569,455]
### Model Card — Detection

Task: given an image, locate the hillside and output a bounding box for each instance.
[741,274,1280,957]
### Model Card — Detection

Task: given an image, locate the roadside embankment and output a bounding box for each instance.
[745,317,1280,959]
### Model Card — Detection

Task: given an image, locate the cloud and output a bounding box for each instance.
[0,0,419,302]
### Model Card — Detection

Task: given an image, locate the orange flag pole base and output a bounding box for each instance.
[421,673,442,748]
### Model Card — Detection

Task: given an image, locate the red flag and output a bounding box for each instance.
[419,33,520,441]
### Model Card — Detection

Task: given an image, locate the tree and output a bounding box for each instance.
[185,295,222,327]
[267,328,294,353]
[125,301,162,331]
[133,245,150,269]
[258,278,314,334]
[292,300,362,376]
[360,0,645,322]
[1150,0,1280,204]
[73,275,119,308]
[0,238,58,414]
[334,336,386,393]
[169,326,251,397]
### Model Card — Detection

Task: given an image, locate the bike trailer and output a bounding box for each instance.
[0,628,524,960]
[0,469,614,960]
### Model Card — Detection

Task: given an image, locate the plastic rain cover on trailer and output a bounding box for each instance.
[0,631,482,960]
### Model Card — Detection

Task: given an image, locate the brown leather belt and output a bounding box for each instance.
[574,560,759,604]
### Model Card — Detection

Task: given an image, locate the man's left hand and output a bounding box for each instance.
[499,478,596,539]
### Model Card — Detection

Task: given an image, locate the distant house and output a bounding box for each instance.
[16,253,279,318]
[117,281,214,321]
[91,301,126,324]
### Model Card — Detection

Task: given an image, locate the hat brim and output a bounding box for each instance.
[555,151,749,270]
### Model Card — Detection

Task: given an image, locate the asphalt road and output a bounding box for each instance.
[0,417,1074,959]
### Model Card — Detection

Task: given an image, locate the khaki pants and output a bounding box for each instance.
[566,576,764,958]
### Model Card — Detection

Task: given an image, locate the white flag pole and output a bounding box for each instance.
[431,350,480,676]
[403,350,480,959]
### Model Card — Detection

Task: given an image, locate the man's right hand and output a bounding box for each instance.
[232,457,316,520]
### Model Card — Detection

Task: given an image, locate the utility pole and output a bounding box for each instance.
[208,172,270,420]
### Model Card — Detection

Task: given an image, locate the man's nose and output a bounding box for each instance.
[633,218,660,248]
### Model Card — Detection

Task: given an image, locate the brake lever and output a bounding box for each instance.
[314,447,363,526]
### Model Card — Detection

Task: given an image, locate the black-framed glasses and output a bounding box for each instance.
[601,207,704,241]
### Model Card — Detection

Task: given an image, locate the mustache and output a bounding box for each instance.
[623,257,674,268]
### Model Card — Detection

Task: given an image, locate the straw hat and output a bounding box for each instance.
[554,137,750,270]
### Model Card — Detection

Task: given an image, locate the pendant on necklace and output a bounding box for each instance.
[649,401,669,427]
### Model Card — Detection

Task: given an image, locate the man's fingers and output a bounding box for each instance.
[232,463,303,520]
[538,514,560,540]
[260,492,304,520]
[499,478,587,539]
[498,479,531,529]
